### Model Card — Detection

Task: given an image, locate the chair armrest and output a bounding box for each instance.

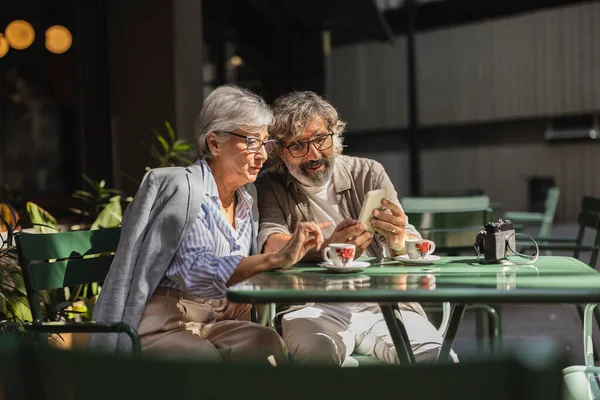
[520,244,599,252]
[24,321,141,355]
[503,211,545,222]
[519,237,577,243]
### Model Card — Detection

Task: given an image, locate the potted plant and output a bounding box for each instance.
[0,202,32,328]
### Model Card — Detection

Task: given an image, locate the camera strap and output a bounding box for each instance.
[505,232,540,265]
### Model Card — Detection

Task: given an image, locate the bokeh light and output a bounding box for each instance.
[0,34,9,58]
[5,20,35,50]
[230,55,244,67]
[45,25,72,54]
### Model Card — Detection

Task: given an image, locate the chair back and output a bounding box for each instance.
[574,197,600,267]
[401,196,491,255]
[401,195,490,213]
[0,337,565,400]
[15,227,121,324]
[539,187,560,237]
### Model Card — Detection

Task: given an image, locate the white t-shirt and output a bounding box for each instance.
[297,177,345,239]
[298,177,369,313]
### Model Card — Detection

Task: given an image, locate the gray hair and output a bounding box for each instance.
[270,91,345,166]
[194,85,274,160]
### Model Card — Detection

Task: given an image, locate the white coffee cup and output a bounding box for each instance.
[322,243,356,267]
[405,239,436,260]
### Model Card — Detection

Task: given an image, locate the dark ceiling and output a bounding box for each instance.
[227,0,598,46]
[384,0,598,36]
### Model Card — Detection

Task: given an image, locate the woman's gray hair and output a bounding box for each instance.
[194,85,273,160]
[270,91,346,166]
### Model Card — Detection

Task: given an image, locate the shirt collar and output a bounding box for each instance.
[236,186,253,219]
[199,159,220,200]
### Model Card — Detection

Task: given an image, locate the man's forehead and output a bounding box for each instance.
[296,118,327,140]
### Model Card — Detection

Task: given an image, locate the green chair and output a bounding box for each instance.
[563,303,600,400]
[15,228,141,354]
[522,196,600,362]
[0,335,566,400]
[401,195,491,255]
[504,187,560,238]
[521,196,600,269]
[402,196,500,354]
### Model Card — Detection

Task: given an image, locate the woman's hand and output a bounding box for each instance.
[276,221,331,268]
[227,221,331,286]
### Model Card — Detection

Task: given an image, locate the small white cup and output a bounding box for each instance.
[405,239,436,260]
[322,243,356,267]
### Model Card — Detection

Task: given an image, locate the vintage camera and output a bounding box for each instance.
[474,219,516,264]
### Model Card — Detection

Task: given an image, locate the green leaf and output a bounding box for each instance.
[82,174,97,189]
[165,121,176,142]
[68,207,90,217]
[71,194,95,205]
[173,143,191,152]
[72,190,95,199]
[26,202,59,234]
[155,134,170,153]
[91,201,122,229]
[99,180,106,189]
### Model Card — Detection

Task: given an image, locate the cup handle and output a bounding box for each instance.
[426,241,436,256]
[322,247,332,263]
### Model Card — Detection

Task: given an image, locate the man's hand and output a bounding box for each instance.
[370,199,407,254]
[215,298,252,321]
[326,218,373,258]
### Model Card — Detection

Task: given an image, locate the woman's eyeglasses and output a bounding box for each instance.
[222,131,278,155]
[281,133,334,158]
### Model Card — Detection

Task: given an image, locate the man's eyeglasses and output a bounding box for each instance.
[222,131,278,155]
[281,133,334,158]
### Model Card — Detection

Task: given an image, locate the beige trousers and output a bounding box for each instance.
[138,287,288,364]
[282,303,458,365]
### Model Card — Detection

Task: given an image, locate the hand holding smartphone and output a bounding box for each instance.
[357,189,387,233]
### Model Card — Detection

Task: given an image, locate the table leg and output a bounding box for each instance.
[379,303,416,364]
[475,308,489,354]
[437,303,467,363]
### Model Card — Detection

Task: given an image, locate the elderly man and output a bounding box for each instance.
[256,91,457,365]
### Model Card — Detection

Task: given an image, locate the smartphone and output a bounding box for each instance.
[357,189,387,233]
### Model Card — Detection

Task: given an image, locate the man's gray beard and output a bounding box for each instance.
[287,156,335,187]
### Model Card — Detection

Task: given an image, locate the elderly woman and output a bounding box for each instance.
[89,85,325,364]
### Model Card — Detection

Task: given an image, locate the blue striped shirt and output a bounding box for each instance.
[159,160,254,298]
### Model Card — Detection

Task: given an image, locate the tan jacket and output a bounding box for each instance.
[255,155,425,316]
[256,155,419,255]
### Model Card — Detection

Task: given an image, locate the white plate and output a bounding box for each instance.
[394,254,441,266]
[318,260,371,273]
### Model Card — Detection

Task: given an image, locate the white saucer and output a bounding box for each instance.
[394,254,441,266]
[318,260,371,273]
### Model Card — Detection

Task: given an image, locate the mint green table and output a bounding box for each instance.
[227,256,600,364]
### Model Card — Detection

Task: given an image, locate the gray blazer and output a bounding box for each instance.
[89,163,259,354]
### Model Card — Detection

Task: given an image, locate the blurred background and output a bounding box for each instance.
[0,0,599,222]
